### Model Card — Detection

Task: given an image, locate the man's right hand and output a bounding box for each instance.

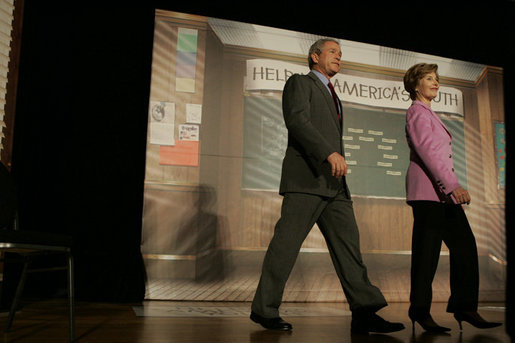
[327,152,348,177]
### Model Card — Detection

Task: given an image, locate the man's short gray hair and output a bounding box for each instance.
[308,38,339,70]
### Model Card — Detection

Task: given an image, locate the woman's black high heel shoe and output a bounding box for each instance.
[409,313,451,333]
[453,311,502,330]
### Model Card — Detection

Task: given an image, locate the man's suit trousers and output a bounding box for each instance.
[251,190,387,318]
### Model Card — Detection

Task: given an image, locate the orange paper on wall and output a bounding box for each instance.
[159,141,199,166]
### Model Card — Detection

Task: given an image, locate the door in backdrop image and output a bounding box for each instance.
[140,9,506,303]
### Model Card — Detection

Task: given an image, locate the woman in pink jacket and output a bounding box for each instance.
[403,63,501,332]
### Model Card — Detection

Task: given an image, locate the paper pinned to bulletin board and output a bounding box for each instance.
[175,28,198,93]
[186,103,202,124]
[149,101,175,145]
[179,124,199,141]
[159,140,199,166]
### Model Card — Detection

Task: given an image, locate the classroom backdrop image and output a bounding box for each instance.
[140,10,506,302]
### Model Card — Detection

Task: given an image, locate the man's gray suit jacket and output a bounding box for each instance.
[279,71,348,198]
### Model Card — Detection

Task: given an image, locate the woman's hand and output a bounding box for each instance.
[452,187,471,205]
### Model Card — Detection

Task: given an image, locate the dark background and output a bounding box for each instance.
[9,0,514,335]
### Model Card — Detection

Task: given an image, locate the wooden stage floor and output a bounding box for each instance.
[144,251,506,303]
[0,299,509,343]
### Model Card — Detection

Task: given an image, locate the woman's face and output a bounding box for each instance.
[416,72,439,104]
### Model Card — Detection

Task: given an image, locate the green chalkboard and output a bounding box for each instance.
[341,105,409,198]
[444,116,467,190]
[241,96,467,198]
[242,96,285,190]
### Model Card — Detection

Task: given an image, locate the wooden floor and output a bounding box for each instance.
[0,299,509,343]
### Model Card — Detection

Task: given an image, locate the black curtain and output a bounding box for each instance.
[11,3,154,301]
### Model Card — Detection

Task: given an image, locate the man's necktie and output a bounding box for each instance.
[328,81,342,124]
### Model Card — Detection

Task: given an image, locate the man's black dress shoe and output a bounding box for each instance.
[250,311,292,331]
[351,313,405,334]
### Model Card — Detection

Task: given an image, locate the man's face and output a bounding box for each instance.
[311,41,342,79]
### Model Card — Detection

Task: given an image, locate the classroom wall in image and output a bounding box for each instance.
[140,10,505,302]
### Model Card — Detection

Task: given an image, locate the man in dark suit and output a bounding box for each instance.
[250,38,405,334]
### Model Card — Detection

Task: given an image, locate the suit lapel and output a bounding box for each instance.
[308,72,342,132]
[415,100,452,139]
[429,108,452,140]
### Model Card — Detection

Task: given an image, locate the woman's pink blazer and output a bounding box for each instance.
[405,100,461,203]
